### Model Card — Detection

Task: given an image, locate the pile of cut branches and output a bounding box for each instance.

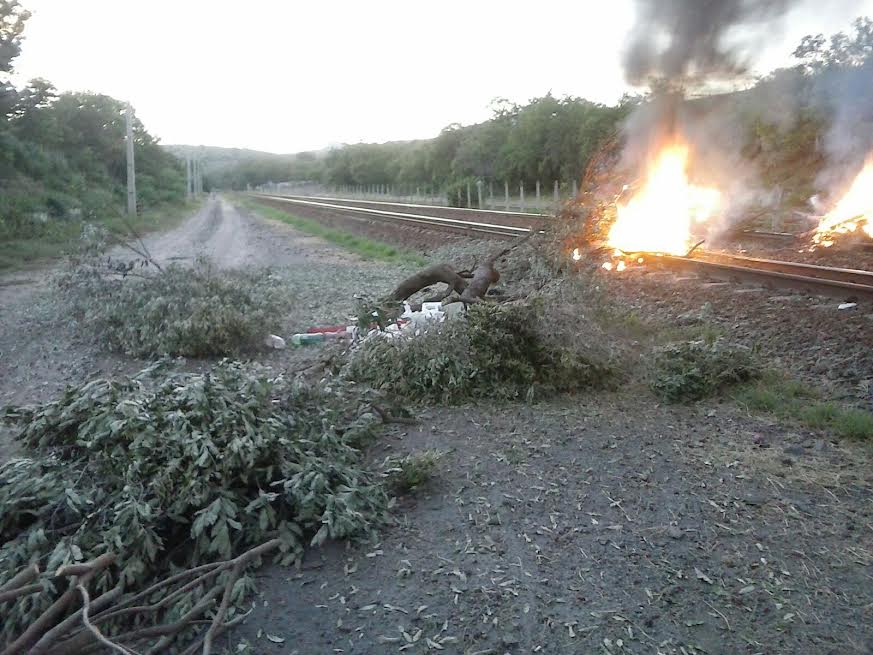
[56,226,287,357]
[346,301,616,404]
[0,361,389,653]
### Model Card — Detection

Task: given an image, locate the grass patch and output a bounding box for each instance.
[385,451,442,494]
[242,198,427,266]
[734,372,873,440]
[0,199,198,272]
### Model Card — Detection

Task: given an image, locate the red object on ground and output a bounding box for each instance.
[307,325,349,334]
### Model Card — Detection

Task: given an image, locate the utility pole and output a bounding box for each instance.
[125,103,137,215]
[186,155,193,200]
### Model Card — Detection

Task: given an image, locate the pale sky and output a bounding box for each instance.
[12,0,873,153]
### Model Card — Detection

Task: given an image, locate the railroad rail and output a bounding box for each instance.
[657,251,873,301]
[253,194,544,238]
[250,194,873,301]
[267,194,549,221]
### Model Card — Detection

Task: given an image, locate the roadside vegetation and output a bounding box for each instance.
[0,360,391,649]
[735,371,873,440]
[347,301,615,404]
[0,2,188,270]
[243,198,427,265]
[649,338,760,403]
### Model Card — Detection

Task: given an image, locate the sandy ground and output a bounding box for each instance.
[2,198,872,654]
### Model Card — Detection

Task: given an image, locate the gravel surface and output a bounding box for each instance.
[2,197,872,654]
[232,395,873,655]
[583,262,873,403]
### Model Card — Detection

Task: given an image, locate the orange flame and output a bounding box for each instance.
[607,141,720,256]
[813,159,873,247]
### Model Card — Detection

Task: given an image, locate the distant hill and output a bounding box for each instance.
[162,145,315,172]
[163,145,329,188]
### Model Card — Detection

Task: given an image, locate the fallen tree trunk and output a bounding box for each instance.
[459,245,510,304]
[388,264,468,303]
[387,233,534,308]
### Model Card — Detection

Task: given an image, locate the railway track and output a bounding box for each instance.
[250,194,873,302]
[657,251,873,301]
[253,194,545,238]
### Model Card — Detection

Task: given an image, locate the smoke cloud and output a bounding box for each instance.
[624,0,795,86]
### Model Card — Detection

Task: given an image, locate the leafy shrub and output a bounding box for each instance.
[385,451,443,493]
[57,255,287,357]
[0,360,388,641]
[650,339,760,403]
[346,302,612,404]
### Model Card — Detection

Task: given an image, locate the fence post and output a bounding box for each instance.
[572,180,578,198]
[520,182,525,212]
[504,181,509,211]
[489,181,493,208]
[466,182,471,208]
[535,180,541,210]
[476,180,483,209]
[554,180,559,206]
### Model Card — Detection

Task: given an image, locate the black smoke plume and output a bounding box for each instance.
[624,0,795,86]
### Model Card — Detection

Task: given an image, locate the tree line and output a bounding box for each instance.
[0,1,186,243]
[211,16,873,215]
[207,95,632,197]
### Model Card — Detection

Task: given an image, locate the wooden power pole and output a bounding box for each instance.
[125,103,137,215]
[186,155,193,200]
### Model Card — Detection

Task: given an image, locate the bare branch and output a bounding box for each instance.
[77,584,139,655]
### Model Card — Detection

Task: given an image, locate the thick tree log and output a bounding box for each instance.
[459,244,513,304]
[388,264,468,302]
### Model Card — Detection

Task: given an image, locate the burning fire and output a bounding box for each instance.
[813,159,873,247]
[606,141,720,256]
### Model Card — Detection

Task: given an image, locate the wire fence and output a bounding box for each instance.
[254,179,580,215]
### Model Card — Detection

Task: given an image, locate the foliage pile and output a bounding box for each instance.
[57,249,287,357]
[0,360,389,644]
[650,339,760,403]
[346,302,614,404]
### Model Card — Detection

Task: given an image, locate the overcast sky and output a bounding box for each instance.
[12,0,873,153]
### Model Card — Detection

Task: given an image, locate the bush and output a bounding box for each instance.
[57,254,288,357]
[650,339,760,403]
[0,360,389,642]
[385,451,443,493]
[346,302,612,404]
